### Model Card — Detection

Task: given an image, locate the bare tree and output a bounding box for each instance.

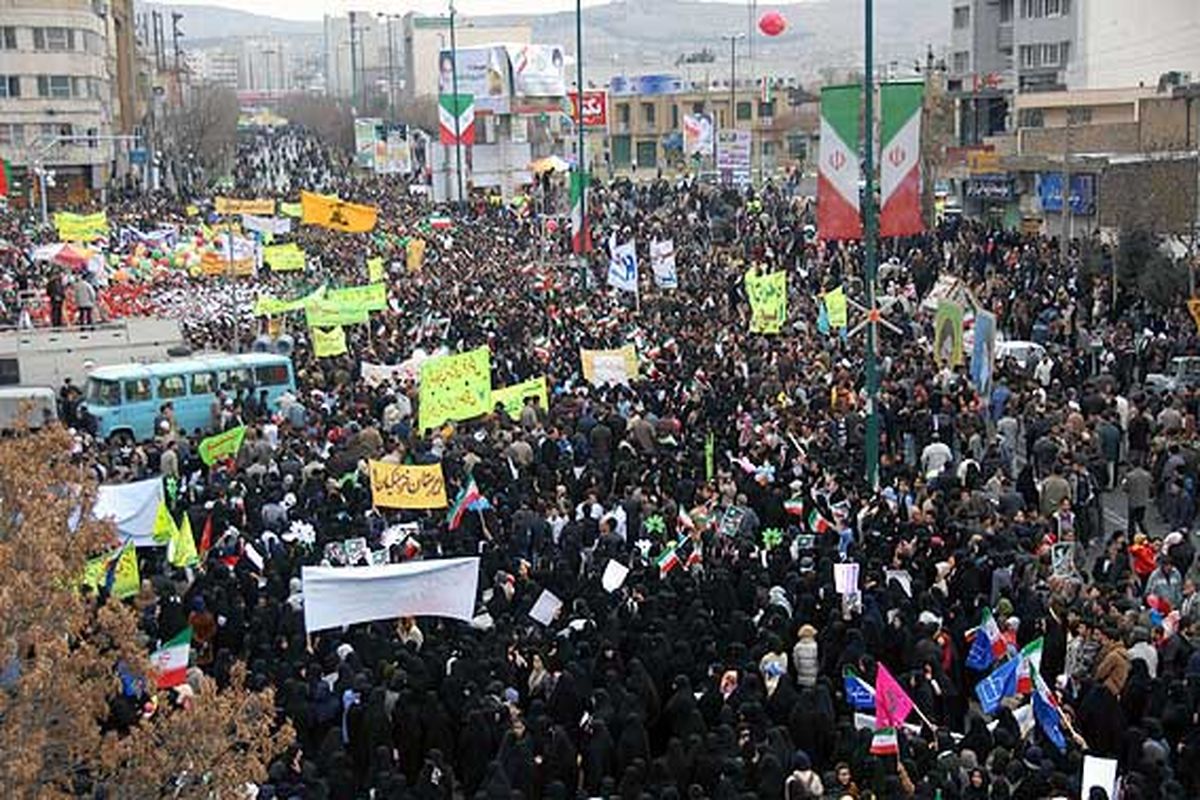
[277,94,355,153]
[0,427,292,798]
[160,82,239,191]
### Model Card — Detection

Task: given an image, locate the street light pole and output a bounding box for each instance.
[720,33,745,184]
[449,0,464,206]
[575,0,587,251]
[863,0,881,487]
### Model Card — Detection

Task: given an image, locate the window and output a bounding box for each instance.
[0,27,15,50]
[617,104,630,124]
[1018,108,1044,128]
[255,364,290,386]
[33,27,75,52]
[641,102,656,125]
[1020,44,1038,69]
[0,76,19,98]
[88,380,122,407]
[999,0,1014,23]
[762,141,776,157]
[190,372,216,395]
[0,123,23,146]
[1044,0,1066,16]
[41,123,72,139]
[953,51,970,74]
[1066,106,1091,125]
[758,100,775,118]
[217,368,251,391]
[953,6,970,29]
[124,379,152,403]
[37,75,73,99]
[736,101,753,121]
[671,104,679,129]
[787,134,808,160]
[691,101,705,114]
[158,376,186,399]
[1058,40,1070,65]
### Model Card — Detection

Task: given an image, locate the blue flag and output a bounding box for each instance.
[966,631,993,671]
[1033,686,1067,752]
[843,670,876,711]
[817,301,830,335]
[974,655,1019,715]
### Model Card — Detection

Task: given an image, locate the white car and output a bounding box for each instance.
[996,340,1046,371]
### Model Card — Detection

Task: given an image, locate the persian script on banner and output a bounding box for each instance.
[368,461,448,509]
[214,197,275,216]
[581,346,638,386]
[418,346,493,432]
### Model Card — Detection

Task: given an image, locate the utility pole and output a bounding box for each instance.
[171,12,183,74]
[449,0,464,206]
[863,0,880,488]
[348,11,359,110]
[1063,107,1075,244]
[720,33,745,185]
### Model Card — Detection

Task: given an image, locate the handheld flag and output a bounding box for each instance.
[807,509,832,534]
[844,668,876,711]
[152,500,178,545]
[974,653,1020,715]
[870,727,899,756]
[1031,665,1067,753]
[655,538,681,577]
[965,607,1007,671]
[873,663,914,730]
[151,627,192,689]
[1016,637,1044,695]
[168,512,199,568]
[446,478,484,531]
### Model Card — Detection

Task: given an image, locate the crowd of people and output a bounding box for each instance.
[8,123,1200,799]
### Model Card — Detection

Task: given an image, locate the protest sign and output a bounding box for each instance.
[262,243,306,272]
[242,214,292,235]
[305,298,368,327]
[492,376,549,418]
[580,345,638,386]
[54,211,108,241]
[834,562,860,595]
[1081,756,1118,800]
[745,269,787,334]
[1051,542,1076,577]
[215,197,275,215]
[934,299,965,367]
[529,589,563,626]
[607,237,638,293]
[197,425,246,466]
[254,285,325,316]
[601,560,630,593]
[361,360,420,387]
[418,346,492,432]
[279,201,303,218]
[301,557,480,631]
[311,326,348,358]
[650,239,678,289]
[80,544,140,599]
[824,286,848,329]
[92,477,165,548]
[406,238,426,272]
[300,190,378,233]
[368,461,448,509]
[367,257,386,283]
[717,506,748,537]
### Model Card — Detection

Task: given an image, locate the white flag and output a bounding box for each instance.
[607,234,638,293]
[301,557,480,632]
[650,239,677,289]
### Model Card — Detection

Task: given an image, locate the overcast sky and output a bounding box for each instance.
[163,0,779,23]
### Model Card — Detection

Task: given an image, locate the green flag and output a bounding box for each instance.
[198,425,246,466]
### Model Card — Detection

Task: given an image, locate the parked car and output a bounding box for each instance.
[1145,356,1200,394]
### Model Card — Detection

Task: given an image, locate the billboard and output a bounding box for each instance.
[609,74,685,96]
[716,129,751,186]
[374,125,412,175]
[567,90,608,129]
[437,46,511,114]
[682,113,713,156]
[1037,172,1096,215]
[507,44,566,96]
[354,118,382,169]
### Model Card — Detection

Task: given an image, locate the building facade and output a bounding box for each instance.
[401,13,531,102]
[324,12,403,109]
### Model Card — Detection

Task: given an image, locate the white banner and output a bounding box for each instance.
[92,477,165,548]
[242,214,292,235]
[650,239,677,289]
[607,235,638,293]
[301,557,480,632]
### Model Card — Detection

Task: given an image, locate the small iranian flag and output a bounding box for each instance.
[446,478,485,531]
[870,727,899,756]
[655,540,680,576]
[808,509,833,534]
[426,215,453,231]
[151,627,192,689]
[784,497,805,516]
[1016,637,1044,695]
[569,170,591,254]
[438,93,475,145]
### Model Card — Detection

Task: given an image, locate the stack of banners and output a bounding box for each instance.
[197,425,247,466]
[818,85,864,241]
[406,238,427,273]
[91,477,165,548]
[418,346,493,432]
[300,190,378,234]
[279,201,303,218]
[54,211,109,241]
[214,197,275,216]
[581,345,639,387]
[569,171,591,254]
[438,93,476,145]
[649,239,678,289]
[301,557,481,632]
[151,627,192,689]
[879,82,926,238]
[242,214,293,236]
[80,543,140,599]
[262,243,307,272]
[492,376,550,418]
[606,235,638,293]
[933,299,965,367]
[367,257,386,283]
[745,269,788,334]
[824,286,849,329]
[312,326,348,358]
[368,461,448,509]
[253,285,326,317]
[971,310,997,396]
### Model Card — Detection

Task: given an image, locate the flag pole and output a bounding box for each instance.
[863,0,881,488]
[448,0,464,206]
[575,0,587,257]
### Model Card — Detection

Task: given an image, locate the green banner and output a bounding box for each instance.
[746,270,787,334]
[325,282,388,313]
[198,425,247,466]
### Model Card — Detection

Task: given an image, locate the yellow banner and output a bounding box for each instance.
[406,238,427,272]
[581,345,639,386]
[824,286,848,329]
[263,243,306,272]
[368,461,448,509]
[80,544,140,599]
[418,346,492,432]
[254,285,325,317]
[214,197,275,215]
[326,283,387,313]
[300,190,378,233]
[492,376,549,419]
[200,251,255,277]
[367,257,385,283]
[54,211,108,241]
[312,325,348,358]
[745,270,788,334]
[280,201,303,218]
[305,297,369,327]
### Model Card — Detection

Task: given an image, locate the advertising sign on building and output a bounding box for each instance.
[506,44,567,96]
[716,130,752,187]
[567,91,609,129]
[437,46,511,114]
[1037,172,1096,214]
[683,114,714,157]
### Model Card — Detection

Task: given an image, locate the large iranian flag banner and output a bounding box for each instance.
[438,94,476,145]
[818,85,863,241]
[570,170,591,253]
[880,82,925,238]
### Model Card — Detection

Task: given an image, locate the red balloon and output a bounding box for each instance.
[758,10,787,37]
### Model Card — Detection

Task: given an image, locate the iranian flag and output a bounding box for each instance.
[151,627,192,688]
[870,727,899,756]
[656,540,681,577]
[1016,637,1044,695]
[808,508,833,534]
[879,82,925,238]
[570,170,591,254]
[446,478,485,531]
[784,497,804,516]
[818,85,862,241]
[438,94,475,145]
[0,159,10,198]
